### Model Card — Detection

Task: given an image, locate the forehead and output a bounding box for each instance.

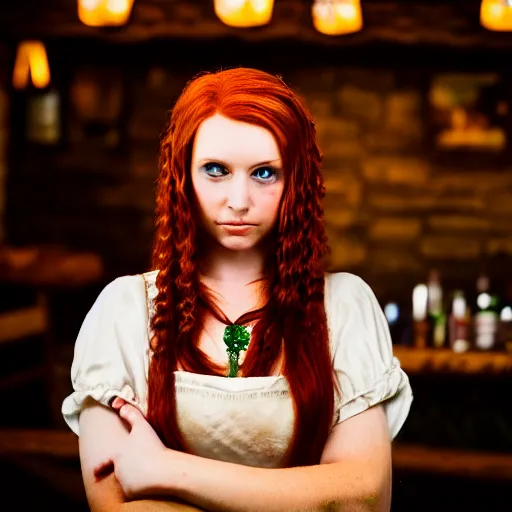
[193,114,281,164]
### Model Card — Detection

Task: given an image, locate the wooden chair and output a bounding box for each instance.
[0,292,60,425]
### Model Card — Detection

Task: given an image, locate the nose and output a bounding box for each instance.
[226,173,250,216]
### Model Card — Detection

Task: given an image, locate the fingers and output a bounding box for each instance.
[111,397,127,410]
[118,403,143,427]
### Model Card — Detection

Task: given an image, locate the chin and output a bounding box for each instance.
[219,236,260,252]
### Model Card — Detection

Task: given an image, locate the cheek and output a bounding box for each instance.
[262,186,284,219]
[193,181,215,215]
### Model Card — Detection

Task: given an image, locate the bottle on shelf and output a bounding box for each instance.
[473,274,500,351]
[427,269,447,348]
[497,279,512,353]
[449,290,471,353]
[412,283,428,349]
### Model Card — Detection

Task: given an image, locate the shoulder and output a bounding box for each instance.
[325,271,379,308]
[95,274,148,314]
[325,271,387,352]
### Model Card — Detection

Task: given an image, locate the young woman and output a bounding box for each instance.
[62,67,413,512]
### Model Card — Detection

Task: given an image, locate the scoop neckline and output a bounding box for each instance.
[174,370,285,381]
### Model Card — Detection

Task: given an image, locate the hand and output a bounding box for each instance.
[94,397,168,499]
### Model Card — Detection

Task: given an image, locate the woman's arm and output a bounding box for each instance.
[174,405,390,512]
[78,398,203,512]
[119,403,391,512]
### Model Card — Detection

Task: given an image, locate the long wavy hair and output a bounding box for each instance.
[146,67,336,467]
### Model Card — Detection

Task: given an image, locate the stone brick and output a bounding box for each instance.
[363,157,430,186]
[381,90,423,148]
[134,3,167,23]
[490,217,512,232]
[129,116,164,141]
[96,182,155,212]
[488,193,512,215]
[321,138,364,159]
[70,68,124,123]
[368,192,486,212]
[337,85,384,126]
[419,237,481,259]
[338,69,395,94]
[487,238,512,255]
[364,131,414,152]
[385,90,422,130]
[0,86,6,244]
[289,68,337,94]
[369,218,422,241]
[368,248,422,273]
[305,93,335,119]
[368,193,435,211]
[428,215,490,231]
[326,234,367,270]
[323,175,363,207]
[324,209,360,230]
[315,117,361,154]
[130,147,159,178]
[434,195,485,211]
[432,172,512,192]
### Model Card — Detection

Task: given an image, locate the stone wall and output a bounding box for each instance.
[289,67,512,298]
[0,44,9,244]
[5,41,512,302]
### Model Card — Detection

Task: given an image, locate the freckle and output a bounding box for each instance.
[322,500,340,511]
[364,495,378,506]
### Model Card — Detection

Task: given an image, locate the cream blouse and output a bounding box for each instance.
[62,271,413,468]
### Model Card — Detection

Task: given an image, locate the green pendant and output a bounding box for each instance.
[223,324,251,378]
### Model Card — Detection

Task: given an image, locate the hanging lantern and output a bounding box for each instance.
[12,41,51,89]
[312,0,363,36]
[78,0,135,27]
[214,0,274,28]
[480,0,512,31]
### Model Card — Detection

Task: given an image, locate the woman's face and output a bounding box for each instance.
[191,114,284,252]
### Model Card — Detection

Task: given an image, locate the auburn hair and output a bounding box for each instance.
[147,67,336,467]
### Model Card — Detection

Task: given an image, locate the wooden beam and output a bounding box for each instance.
[0,1,511,49]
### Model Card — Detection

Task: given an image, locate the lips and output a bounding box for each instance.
[217,222,256,226]
[219,224,255,235]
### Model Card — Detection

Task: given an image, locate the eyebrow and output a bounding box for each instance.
[196,158,282,169]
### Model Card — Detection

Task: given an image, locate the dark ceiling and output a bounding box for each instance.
[0,0,509,50]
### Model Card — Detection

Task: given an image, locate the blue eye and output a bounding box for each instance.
[202,162,227,177]
[253,167,277,182]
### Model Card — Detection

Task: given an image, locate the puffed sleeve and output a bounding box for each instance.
[61,275,150,435]
[327,272,413,439]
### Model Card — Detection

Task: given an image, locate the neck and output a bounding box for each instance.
[199,242,267,285]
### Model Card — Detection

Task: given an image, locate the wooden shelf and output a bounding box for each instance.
[393,346,512,375]
[393,443,512,481]
[0,429,78,459]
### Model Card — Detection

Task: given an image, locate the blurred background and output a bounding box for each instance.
[0,1,511,510]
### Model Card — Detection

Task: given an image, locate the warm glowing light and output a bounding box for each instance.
[214,0,274,28]
[312,0,363,36]
[78,0,135,27]
[412,284,428,322]
[13,41,51,89]
[480,0,512,31]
